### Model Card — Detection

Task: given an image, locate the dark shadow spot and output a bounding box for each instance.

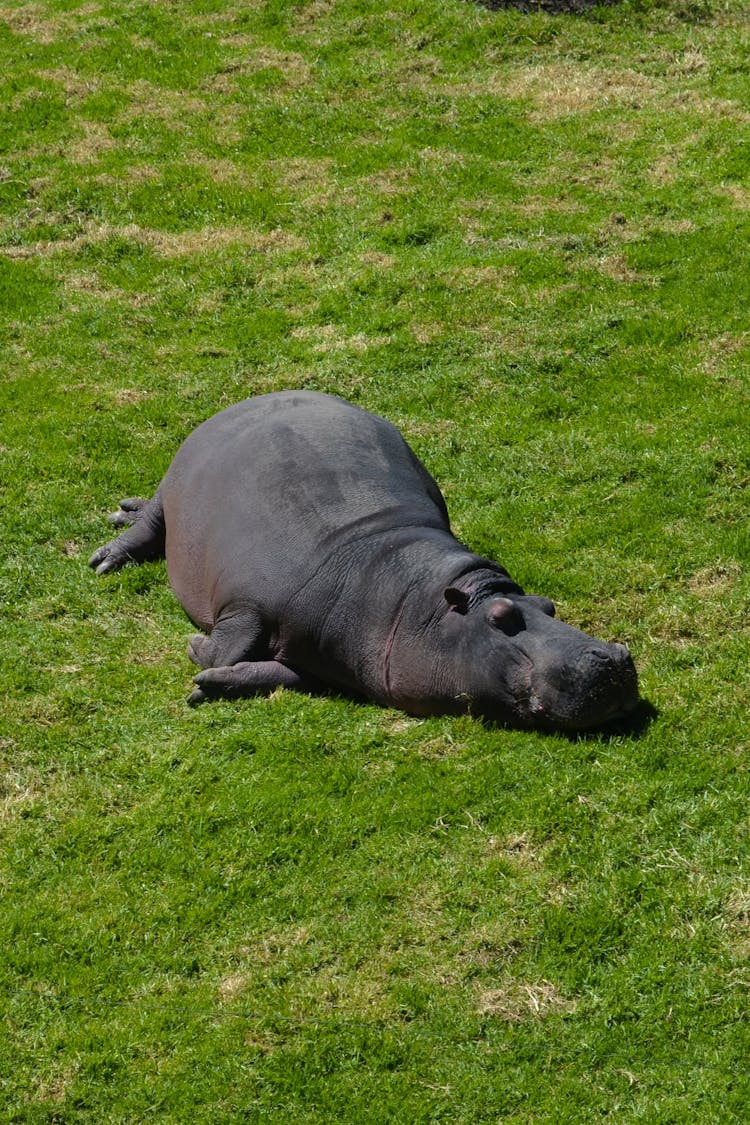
[568,698,659,742]
[470,0,621,12]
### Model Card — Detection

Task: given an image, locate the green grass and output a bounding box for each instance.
[1,0,749,1119]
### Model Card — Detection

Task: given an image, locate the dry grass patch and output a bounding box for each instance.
[254,47,312,88]
[291,324,389,353]
[198,102,246,146]
[34,66,98,101]
[487,832,539,868]
[0,770,45,824]
[410,322,444,345]
[700,332,750,378]
[273,157,334,194]
[722,886,750,956]
[180,3,261,30]
[477,978,577,1021]
[270,157,350,208]
[418,146,464,169]
[361,167,413,198]
[671,48,709,76]
[502,63,664,121]
[405,419,455,438]
[602,215,695,246]
[66,120,117,163]
[0,2,97,45]
[292,0,338,32]
[234,926,312,968]
[359,250,395,269]
[218,32,256,49]
[1,222,307,260]
[31,1060,81,1106]
[64,271,155,307]
[512,194,584,219]
[596,254,655,285]
[210,47,312,93]
[395,53,444,90]
[111,387,155,407]
[127,33,159,54]
[669,88,750,124]
[647,150,682,188]
[415,737,459,760]
[123,80,208,127]
[119,164,161,184]
[719,183,750,210]
[561,154,626,195]
[686,564,742,598]
[217,971,251,1002]
[380,716,424,735]
[186,156,255,186]
[216,926,410,1018]
[442,265,515,292]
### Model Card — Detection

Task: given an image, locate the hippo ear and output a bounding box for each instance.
[526,595,556,617]
[444,586,470,614]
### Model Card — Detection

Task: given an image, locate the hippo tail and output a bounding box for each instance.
[88,491,166,575]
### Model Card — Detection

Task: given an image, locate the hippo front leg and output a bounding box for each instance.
[187,661,320,705]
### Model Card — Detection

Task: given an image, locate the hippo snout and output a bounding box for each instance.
[584,642,637,697]
[528,640,639,730]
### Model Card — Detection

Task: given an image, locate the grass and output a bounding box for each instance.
[1,0,749,1119]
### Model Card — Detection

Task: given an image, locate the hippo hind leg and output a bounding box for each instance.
[187,608,320,705]
[187,608,268,670]
[89,491,165,575]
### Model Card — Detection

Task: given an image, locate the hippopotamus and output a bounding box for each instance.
[89,390,638,730]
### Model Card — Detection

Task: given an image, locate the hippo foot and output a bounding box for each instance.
[188,660,315,705]
[108,497,150,529]
[88,541,132,575]
[90,491,165,575]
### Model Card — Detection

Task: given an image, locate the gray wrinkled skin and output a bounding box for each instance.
[90,391,639,730]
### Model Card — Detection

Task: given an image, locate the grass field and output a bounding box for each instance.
[1,0,749,1120]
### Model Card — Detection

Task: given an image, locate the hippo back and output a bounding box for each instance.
[159,391,449,630]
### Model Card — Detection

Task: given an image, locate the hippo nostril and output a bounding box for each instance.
[587,643,632,668]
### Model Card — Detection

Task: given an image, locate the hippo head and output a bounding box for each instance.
[442,586,639,731]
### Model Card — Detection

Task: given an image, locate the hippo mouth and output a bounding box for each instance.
[518,643,640,732]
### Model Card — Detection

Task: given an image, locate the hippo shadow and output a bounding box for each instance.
[476,696,658,742]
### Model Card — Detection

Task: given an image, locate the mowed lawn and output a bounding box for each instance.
[1,0,749,1120]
